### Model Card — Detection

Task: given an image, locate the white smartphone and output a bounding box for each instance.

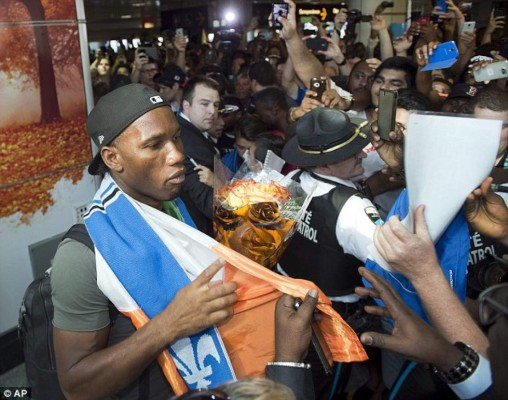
[474,61,508,82]
[461,21,475,35]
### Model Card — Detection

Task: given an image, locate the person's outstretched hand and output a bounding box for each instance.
[465,176,508,246]
[355,267,462,370]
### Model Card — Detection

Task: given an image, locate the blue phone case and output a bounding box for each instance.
[436,0,447,13]
[421,41,459,71]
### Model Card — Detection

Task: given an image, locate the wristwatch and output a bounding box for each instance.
[431,342,479,384]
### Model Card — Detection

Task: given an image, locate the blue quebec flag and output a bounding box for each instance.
[364,188,470,324]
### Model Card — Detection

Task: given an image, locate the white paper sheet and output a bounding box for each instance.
[368,111,502,272]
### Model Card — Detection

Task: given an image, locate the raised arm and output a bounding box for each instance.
[370,15,394,60]
[278,0,326,89]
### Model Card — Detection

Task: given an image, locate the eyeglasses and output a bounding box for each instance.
[174,388,230,400]
[479,282,508,328]
[395,121,406,135]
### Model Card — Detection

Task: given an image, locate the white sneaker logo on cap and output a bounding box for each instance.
[98,135,105,144]
[149,95,163,104]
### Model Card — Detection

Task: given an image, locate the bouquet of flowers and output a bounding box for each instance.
[213,154,313,269]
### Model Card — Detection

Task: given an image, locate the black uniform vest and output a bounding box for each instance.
[279,172,365,297]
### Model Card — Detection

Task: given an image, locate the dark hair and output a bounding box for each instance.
[248,60,277,87]
[253,87,288,111]
[113,62,130,76]
[182,75,221,104]
[254,133,285,163]
[475,43,500,58]
[206,72,229,96]
[110,74,132,91]
[236,64,251,80]
[201,63,224,76]
[472,88,508,113]
[397,88,432,111]
[235,115,269,141]
[442,97,474,114]
[374,56,417,88]
[222,95,244,112]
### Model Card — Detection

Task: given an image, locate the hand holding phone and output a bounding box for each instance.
[310,77,327,101]
[272,3,289,29]
[377,89,398,141]
[461,21,476,35]
[474,61,508,83]
[421,41,459,71]
[305,37,329,52]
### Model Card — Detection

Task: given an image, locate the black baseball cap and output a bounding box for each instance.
[448,83,478,100]
[154,63,186,87]
[86,83,169,175]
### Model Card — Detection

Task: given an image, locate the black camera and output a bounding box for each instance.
[347,9,372,24]
[215,30,240,53]
[467,255,508,299]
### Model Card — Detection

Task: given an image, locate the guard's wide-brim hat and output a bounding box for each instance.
[87,83,169,175]
[282,108,370,168]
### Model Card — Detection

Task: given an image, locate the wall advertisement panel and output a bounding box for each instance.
[0,0,95,336]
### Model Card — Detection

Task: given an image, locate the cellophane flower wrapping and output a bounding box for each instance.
[213,155,313,270]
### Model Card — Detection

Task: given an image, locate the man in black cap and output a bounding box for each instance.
[154,63,186,113]
[50,83,238,399]
[441,83,478,114]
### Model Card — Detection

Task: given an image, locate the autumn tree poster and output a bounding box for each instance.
[0,0,96,336]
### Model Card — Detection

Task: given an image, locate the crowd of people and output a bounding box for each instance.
[53,0,508,398]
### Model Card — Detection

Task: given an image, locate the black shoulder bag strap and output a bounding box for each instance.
[62,223,94,252]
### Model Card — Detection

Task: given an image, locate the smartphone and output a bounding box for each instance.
[421,41,459,71]
[175,28,184,37]
[436,0,447,13]
[494,4,507,17]
[461,21,475,34]
[378,89,398,141]
[305,37,329,52]
[474,61,508,82]
[310,77,327,100]
[272,3,289,29]
[138,46,159,61]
